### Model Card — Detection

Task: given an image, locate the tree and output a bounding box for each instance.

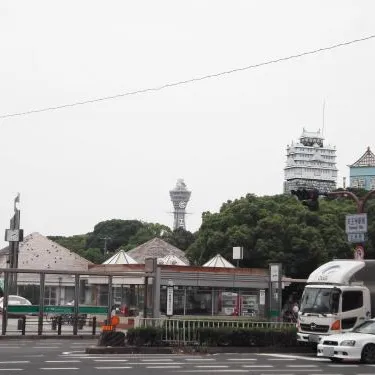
[186,193,367,278]
[163,228,196,251]
[123,223,172,250]
[85,219,144,252]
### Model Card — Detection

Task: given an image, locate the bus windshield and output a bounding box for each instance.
[300,287,340,314]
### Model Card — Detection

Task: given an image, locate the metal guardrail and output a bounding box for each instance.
[3,315,99,336]
[139,318,296,345]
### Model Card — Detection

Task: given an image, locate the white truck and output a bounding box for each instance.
[297,259,375,346]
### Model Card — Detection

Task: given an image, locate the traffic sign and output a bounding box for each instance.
[348,233,366,243]
[346,214,367,233]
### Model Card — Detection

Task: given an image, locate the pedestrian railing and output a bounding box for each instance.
[139,317,296,345]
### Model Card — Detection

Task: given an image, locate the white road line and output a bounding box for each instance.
[287,364,318,367]
[242,365,273,368]
[258,353,329,362]
[174,370,249,373]
[195,365,229,368]
[268,359,296,361]
[0,362,29,364]
[94,360,129,362]
[0,369,23,371]
[244,371,322,373]
[227,359,257,361]
[147,366,182,369]
[45,360,81,363]
[33,346,60,349]
[40,368,79,371]
[0,346,21,349]
[185,358,215,361]
[141,358,174,362]
[126,362,185,365]
[95,367,132,370]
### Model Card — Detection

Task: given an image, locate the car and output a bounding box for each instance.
[317,318,375,363]
[0,295,32,310]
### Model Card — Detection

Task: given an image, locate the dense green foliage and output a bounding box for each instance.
[197,327,297,347]
[185,193,375,278]
[126,327,164,346]
[49,190,375,279]
[126,326,297,347]
[49,220,195,264]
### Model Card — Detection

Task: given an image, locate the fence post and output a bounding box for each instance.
[182,320,186,346]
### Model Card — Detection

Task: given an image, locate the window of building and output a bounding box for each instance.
[44,286,57,305]
[358,179,366,188]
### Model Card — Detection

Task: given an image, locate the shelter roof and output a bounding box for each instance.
[126,237,189,265]
[203,254,235,268]
[0,232,91,271]
[102,249,137,265]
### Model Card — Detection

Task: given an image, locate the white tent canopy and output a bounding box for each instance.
[103,250,138,265]
[203,254,235,268]
[158,254,187,266]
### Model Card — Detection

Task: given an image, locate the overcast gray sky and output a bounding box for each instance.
[1,1,374,247]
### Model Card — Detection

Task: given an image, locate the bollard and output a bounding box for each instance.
[92,316,97,336]
[21,316,26,335]
[51,317,57,331]
[57,315,62,336]
[78,315,84,330]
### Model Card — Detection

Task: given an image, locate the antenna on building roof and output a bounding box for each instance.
[322,99,326,137]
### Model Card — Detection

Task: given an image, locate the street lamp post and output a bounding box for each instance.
[327,189,375,259]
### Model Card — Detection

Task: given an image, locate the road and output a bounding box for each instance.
[0,340,375,374]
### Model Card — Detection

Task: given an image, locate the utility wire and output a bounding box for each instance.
[1,34,374,119]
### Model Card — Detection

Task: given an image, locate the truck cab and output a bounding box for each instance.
[297,260,375,345]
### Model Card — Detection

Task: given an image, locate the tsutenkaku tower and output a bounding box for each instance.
[169,179,191,230]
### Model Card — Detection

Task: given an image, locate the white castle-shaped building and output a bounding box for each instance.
[284,128,337,193]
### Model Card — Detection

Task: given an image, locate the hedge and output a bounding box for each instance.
[126,327,164,346]
[126,326,297,347]
[197,327,298,347]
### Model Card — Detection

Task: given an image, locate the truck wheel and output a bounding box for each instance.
[361,344,375,364]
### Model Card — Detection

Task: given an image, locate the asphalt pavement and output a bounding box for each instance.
[0,339,375,374]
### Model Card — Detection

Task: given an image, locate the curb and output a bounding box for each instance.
[86,345,313,354]
[86,346,174,354]
[0,335,99,340]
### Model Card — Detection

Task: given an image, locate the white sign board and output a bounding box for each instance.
[270,264,280,282]
[346,214,367,233]
[233,247,243,260]
[166,287,174,316]
[259,289,265,305]
[348,233,366,243]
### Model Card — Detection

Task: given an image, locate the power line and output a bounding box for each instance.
[1,34,374,120]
